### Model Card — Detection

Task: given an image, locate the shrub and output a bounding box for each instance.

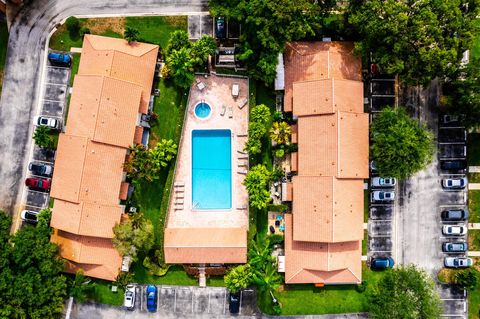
[267,204,288,212]
[454,268,479,290]
[355,280,368,293]
[274,148,284,158]
[161,64,171,79]
[65,16,80,35]
[79,27,90,37]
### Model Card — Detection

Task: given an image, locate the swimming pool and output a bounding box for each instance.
[194,102,211,119]
[192,129,232,209]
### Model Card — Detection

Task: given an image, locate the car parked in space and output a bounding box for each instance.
[215,16,226,39]
[124,284,135,310]
[442,242,468,253]
[28,162,53,177]
[35,116,60,130]
[48,52,72,66]
[442,177,467,190]
[442,225,467,236]
[25,177,51,191]
[229,291,240,314]
[371,177,396,188]
[440,160,467,172]
[370,257,394,270]
[444,257,473,268]
[441,209,469,221]
[371,190,395,202]
[146,285,157,312]
[440,114,464,126]
[21,210,39,224]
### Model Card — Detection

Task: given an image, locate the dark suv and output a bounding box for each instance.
[28,162,53,177]
[442,242,468,252]
[440,160,467,171]
[441,209,469,221]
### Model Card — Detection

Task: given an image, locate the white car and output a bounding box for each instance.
[35,116,60,130]
[371,177,396,188]
[444,257,473,268]
[21,210,39,223]
[371,190,395,202]
[442,177,467,190]
[124,284,135,310]
[442,225,467,236]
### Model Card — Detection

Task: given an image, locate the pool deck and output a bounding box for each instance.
[166,74,249,229]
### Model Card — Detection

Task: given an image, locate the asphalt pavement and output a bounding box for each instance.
[0,0,208,217]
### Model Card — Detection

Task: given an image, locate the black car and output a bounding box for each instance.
[28,162,53,177]
[442,242,468,252]
[441,209,469,221]
[216,17,226,39]
[440,160,467,171]
[229,291,240,314]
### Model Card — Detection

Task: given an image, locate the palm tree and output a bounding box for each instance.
[124,27,140,44]
[166,47,194,88]
[269,121,291,145]
[150,139,177,169]
[252,261,282,293]
[33,125,52,149]
[68,270,95,303]
[248,237,274,271]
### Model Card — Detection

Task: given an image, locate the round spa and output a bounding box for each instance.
[194,102,212,119]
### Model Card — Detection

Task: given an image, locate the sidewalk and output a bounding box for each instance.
[469,166,480,173]
[469,223,480,229]
[469,183,480,190]
[469,251,480,257]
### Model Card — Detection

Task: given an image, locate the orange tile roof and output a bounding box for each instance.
[284,41,361,112]
[133,126,144,145]
[79,35,158,114]
[291,123,298,144]
[51,200,123,238]
[284,214,361,284]
[297,113,369,179]
[164,228,247,264]
[292,176,363,243]
[292,79,364,116]
[50,135,127,205]
[291,152,298,172]
[119,182,129,201]
[52,229,122,281]
[67,75,143,148]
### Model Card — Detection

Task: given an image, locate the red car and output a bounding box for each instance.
[25,177,51,191]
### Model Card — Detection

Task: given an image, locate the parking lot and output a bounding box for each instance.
[19,52,71,228]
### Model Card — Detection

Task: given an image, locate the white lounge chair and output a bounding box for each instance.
[238,170,248,175]
[238,154,249,159]
[196,81,206,91]
[236,205,248,210]
[232,83,239,98]
[220,104,226,116]
[238,98,248,109]
[174,182,185,187]
[228,106,233,118]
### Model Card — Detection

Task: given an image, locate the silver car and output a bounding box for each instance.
[124,284,136,310]
[442,225,467,236]
[371,190,395,202]
[442,177,467,190]
[371,177,396,188]
[444,257,473,268]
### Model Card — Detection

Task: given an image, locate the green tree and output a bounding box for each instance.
[454,268,479,291]
[65,16,80,36]
[248,237,274,271]
[244,164,272,209]
[191,35,217,68]
[124,144,155,182]
[245,121,267,154]
[368,265,442,319]
[251,261,282,294]
[166,47,195,89]
[165,30,191,56]
[33,125,53,149]
[112,212,154,261]
[371,107,434,179]
[224,264,253,293]
[209,0,337,84]
[250,104,271,125]
[347,0,480,85]
[124,27,140,44]
[150,139,177,169]
[269,121,291,145]
[114,272,134,290]
[0,209,68,319]
[68,270,95,304]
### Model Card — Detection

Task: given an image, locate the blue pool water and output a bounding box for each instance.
[192,129,232,209]
[195,102,211,119]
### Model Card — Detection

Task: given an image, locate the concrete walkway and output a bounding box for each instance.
[469,166,480,173]
[469,183,480,190]
[468,223,480,229]
[469,251,480,257]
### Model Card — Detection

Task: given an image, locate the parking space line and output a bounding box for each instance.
[191,287,194,313]
[45,82,68,87]
[37,114,64,120]
[42,98,65,104]
[370,250,392,253]
[441,298,466,301]
[26,189,50,195]
[47,65,70,70]
[207,289,211,313]
[30,159,54,165]
[223,289,226,314]
[438,142,466,145]
[174,288,177,312]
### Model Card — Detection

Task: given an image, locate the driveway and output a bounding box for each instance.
[0,0,209,217]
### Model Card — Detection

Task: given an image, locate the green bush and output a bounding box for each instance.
[267,204,288,212]
[65,16,80,35]
[79,27,91,37]
[268,234,284,246]
[355,280,368,293]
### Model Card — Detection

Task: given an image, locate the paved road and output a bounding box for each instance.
[0,0,208,215]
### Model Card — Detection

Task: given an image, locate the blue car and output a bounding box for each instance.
[48,52,72,66]
[146,285,157,312]
[371,257,394,270]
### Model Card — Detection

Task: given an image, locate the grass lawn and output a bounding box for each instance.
[362,230,368,255]
[469,190,480,223]
[88,280,124,306]
[69,53,81,86]
[470,173,480,183]
[471,19,480,61]
[364,189,369,222]
[468,134,480,166]
[264,263,385,315]
[50,16,187,52]
[468,230,480,251]
[469,257,480,319]
[0,20,8,94]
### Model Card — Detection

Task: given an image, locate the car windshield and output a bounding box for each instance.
[447,180,453,186]
[25,212,36,220]
[379,193,384,199]
[454,259,459,266]
[37,180,43,187]
[40,118,48,125]
[147,292,154,300]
